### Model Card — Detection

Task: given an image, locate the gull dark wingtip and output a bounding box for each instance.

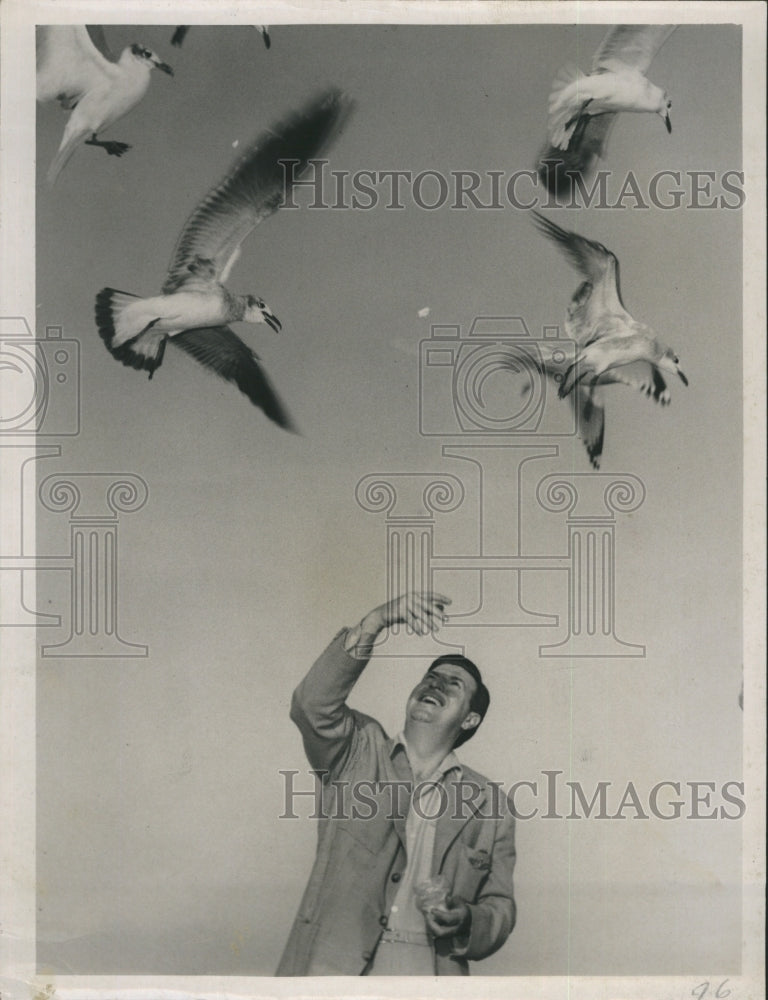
[530,209,564,241]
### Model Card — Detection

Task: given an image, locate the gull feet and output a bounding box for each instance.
[102,141,132,157]
[85,137,132,157]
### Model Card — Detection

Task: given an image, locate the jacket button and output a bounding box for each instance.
[391,872,402,882]
[379,915,388,927]
[362,950,373,961]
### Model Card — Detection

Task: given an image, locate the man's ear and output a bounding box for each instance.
[461,711,481,732]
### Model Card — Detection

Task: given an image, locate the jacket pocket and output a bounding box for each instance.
[450,843,491,902]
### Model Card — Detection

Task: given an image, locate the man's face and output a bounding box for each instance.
[405,664,480,744]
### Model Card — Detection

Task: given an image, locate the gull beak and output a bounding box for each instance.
[153,59,174,76]
[264,309,282,333]
[663,110,672,134]
[677,368,688,387]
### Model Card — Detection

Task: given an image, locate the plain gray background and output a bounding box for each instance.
[34,22,743,975]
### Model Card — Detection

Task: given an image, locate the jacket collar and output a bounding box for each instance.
[384,735,490,870]
[390,730,462,781]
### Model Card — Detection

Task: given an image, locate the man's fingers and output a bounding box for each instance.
[408,595,436,634]
[414,610,438,635]
[405,606,420,633]
[429,905,459,925]
[391,592,452,634]
[414,593,451,632]
[425,906,462,937]
[425,592,451,611]
[412,600,437,634]
[405,597,426,634]
[424,913,451,937]
[414,591,451,609]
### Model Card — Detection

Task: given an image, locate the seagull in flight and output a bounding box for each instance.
[527,211,688,468]
[171,25,271,49]
[95,89,353,430]
[37,25,173,186]
[537,25,676,197]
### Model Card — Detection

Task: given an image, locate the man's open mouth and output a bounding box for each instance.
[419,690,445,707]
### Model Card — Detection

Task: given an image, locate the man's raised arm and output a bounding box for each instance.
[289,593,450,776]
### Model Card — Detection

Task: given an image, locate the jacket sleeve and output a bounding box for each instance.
[289,629,371,779]
[457,810,517,962]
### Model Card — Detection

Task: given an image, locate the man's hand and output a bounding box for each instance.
[344,592,451,657]
[364,592,451,636]
[424,898,471,940]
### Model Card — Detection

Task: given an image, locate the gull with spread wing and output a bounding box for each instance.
[37,25,173,186]
[537,25,676,197]
[171,25,271,49]
[528,211,688,468]
[95,89,352,431]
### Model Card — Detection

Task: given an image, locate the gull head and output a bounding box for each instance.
[244,295,282,332]
[659,348,688,386]
[130,44,174,75]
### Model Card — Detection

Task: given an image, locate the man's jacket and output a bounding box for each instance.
[276,630,516,976]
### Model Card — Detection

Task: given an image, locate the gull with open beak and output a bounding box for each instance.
[525,211,688,469]
[37,25,173,186]
[538,25,676,196]
[95,89,353,430]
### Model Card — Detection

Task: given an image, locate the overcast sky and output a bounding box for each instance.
[26,13,747,978]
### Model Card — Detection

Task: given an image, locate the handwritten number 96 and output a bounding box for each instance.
[692,980,731,999]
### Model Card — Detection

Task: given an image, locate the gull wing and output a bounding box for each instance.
[163,88,353,294]
[171,325,298,430]
[537,112,619,197]
[572,385,606,468]
[592,25,677,74]
[85,25,115,62]
[37,25,118,105]
[596,359,671,404]
[171,26,190,47]
[531,211,625,313]
[509,351,606,468]
[565,280,607,348]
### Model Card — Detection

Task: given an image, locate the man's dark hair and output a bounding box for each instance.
[428,654,490,748]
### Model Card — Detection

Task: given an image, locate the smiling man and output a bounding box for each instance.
[276,592,516,976]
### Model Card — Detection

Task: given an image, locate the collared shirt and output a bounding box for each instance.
[386,732,461,935]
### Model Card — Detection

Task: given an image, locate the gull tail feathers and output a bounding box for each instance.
[549,64,584,105]
[548,64,587,149]
[47,128,86,186]
[95,288,168,378]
